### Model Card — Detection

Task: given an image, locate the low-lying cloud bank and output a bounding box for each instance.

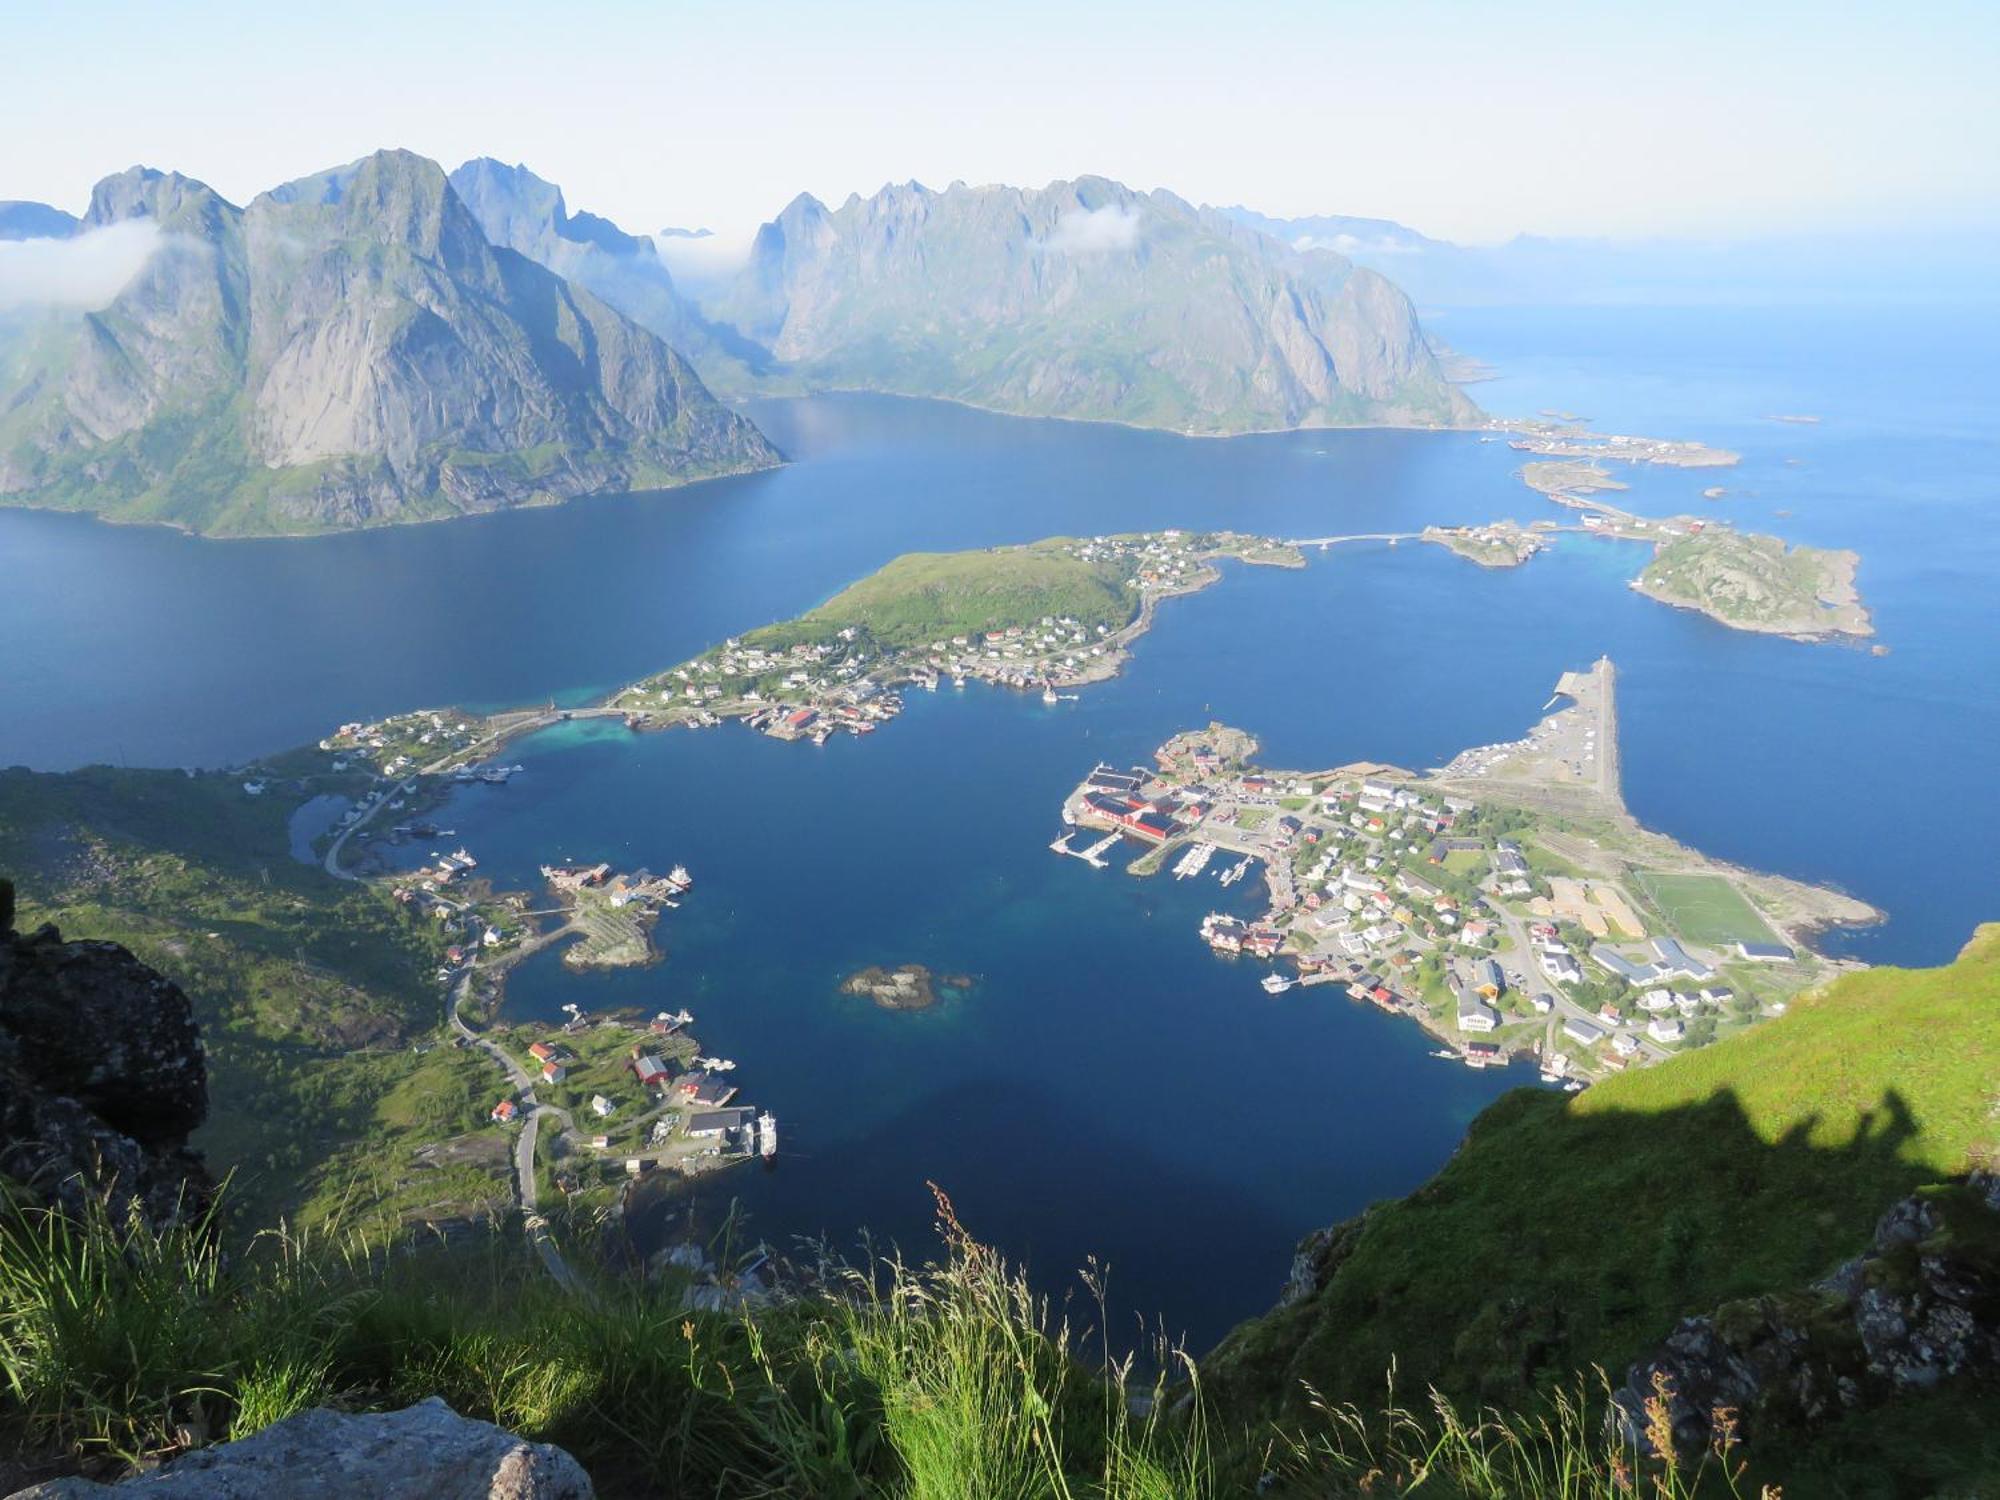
[1038,204,1143,255]
[0,220,163,311]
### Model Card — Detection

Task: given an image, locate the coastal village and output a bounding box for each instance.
[602,530,1305,746]
[299,725,782,1261]
[1053,659,1869,1083]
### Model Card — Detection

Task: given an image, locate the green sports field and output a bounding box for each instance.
[1635,869,1779,946]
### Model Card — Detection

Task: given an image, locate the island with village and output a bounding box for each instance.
[1052,657,1877,1083]
[266,497,1880,1248]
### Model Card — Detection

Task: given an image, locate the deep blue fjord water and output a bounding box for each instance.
[3,303,1995,1349]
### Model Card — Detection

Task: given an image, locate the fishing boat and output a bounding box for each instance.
[1042,685,1059,705]
[1260,972,1295,995]
[757,1112,778,1159]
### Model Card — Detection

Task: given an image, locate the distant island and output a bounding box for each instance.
[1497,419,1872,642]
[1635,531,1871,641]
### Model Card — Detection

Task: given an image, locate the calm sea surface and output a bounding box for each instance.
[3,303,1994,1347]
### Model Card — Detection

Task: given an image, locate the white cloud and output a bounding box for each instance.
[1294,233,1418,257]
[0,220,164,311]
[1038,204,1142,255]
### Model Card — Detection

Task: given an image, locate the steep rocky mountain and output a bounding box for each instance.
[447,158,764,391]
[0,151,778,535]
[707,176,1479,434]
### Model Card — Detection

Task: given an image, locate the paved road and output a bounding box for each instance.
[449,973,585,1293]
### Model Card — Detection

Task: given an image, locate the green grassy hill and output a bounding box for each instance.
[769,540,1138,649]
[1209,926,2000,1417]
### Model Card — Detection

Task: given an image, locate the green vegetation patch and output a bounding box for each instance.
[0,764,472,1233]
[1634,869,1778,947]
[1209,926,2000,1418]
[779,541,1138,649]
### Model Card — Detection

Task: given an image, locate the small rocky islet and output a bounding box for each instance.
[837,963,975,1012]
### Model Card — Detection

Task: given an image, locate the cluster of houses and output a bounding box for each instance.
[490,1008,773,1169]
[625,533,1301,750]
[1066,727,1799,1080]
[322,708,481,777]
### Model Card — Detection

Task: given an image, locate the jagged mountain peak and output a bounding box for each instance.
[83,165,235,233]
[448,158,651,259]
[712,170,1472,432]
[0,150,778,535]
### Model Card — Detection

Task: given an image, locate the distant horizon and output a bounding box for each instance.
[4,0,1994,250]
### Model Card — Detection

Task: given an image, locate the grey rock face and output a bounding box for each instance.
[708,176,1479,434]
[447,158,763,392]
[0,151,778,534]
[0,899,210,1228]
[6,1398,591,1499]
[1613,1175,2000,1461]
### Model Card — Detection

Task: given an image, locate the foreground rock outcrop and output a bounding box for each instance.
[0,882,211,1227]
[1614,1173,2000,1459]
[7,1399,591,1499]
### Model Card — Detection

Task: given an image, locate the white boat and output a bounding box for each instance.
[1260,972,1295,995]
[667,865,693,890]
[1429,1048,1458,1061]
[1042,686,1059,704]
[757,1111,778,1159]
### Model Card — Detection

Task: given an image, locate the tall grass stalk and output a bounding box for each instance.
[0,1183,1780,1497]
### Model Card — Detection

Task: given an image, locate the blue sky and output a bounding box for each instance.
[4,0,1994,244]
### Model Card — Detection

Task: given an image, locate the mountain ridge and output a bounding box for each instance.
[703,175,1479,434]
[0,150,778,536]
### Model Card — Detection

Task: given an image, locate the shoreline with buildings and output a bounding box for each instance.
[1053,658,1878,1083]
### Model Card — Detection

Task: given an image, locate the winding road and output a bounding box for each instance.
[448,973,584,1293]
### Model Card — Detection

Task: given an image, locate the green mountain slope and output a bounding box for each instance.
[710,176,1480,434]
[0,151,778,535]
[1209,925,2000,1415]
[0,763,504,1233]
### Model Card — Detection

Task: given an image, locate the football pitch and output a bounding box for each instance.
[1634,870,1779,947]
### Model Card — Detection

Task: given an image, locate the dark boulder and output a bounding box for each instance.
[0,881,211,1227]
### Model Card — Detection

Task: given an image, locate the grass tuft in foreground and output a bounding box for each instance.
[0,1179,1829,1498]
